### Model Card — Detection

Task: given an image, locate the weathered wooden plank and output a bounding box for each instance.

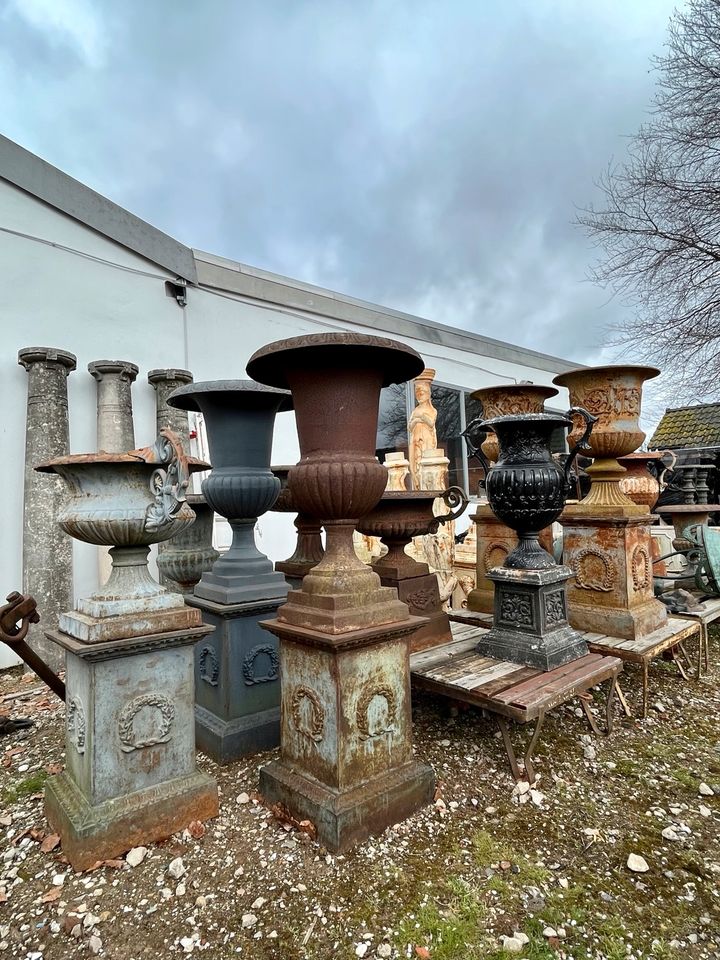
[448,660,523,691]
[477,665,539,698]
[492,654,603,705]
[516,656,618,709]
[410,636,478,670]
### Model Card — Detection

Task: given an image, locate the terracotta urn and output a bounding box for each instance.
[470,383,559,464]
[552,365,660,510]
[167,380,292,604]
[271,465,325,581]
[36,431,208,641]
[617,450,676,511]
[247,333,425,633]
[156,494,219,594]
[474,411,595,569]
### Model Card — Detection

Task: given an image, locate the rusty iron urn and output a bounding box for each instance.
[271,465,325,585]
[470,383,559,465]
[246,332,436,853]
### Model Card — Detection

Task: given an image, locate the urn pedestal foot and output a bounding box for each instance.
[43,625,219,871]
[257,616,434,852]
[186,595,285,764]
[59,605,202,644]
[45,769,218,872]
[561,511,668,640]
[259,757,435,854]
[478,566,588,671]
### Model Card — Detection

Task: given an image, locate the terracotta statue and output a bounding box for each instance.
[409,369,438,490]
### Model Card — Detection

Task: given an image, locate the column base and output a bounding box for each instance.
[45,770,219,871]
[196,704,280,764]
[259,758,435,853]
[194,569,289,605]
[564,597,667,639]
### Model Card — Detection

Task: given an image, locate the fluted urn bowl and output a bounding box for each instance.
[471,383,559,463]
[553,365,659,460]
[36,452,207,546]
[156,494,219,594]
[167,379,292,604]
[248,332,424,633]
[617,451,675,511]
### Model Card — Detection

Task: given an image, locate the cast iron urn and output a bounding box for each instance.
[471,408,597,670]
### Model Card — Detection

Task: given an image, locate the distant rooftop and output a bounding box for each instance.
[649,403,720,450]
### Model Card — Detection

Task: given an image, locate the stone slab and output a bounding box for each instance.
[59,605,202,643]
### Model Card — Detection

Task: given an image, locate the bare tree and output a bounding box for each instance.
[579,0,720,400]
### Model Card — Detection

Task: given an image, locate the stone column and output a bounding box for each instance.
[147,368,193,445]
[148,369,195,584]
[88,360,138,584]
[88,360,138,452]
[18,347,77,671]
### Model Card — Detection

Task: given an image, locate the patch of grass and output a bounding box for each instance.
[2,769,47,804]
[670,767,698,790]
[394,876,488,960]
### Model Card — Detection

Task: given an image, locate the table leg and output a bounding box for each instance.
[605,674,617,735]
[615,679,632,718]
[496,716,522,782]
[675,642,692,681]
[523,713,545,785]
[642,661,649,719]
[579,694,603,737]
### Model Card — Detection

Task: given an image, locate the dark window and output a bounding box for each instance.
[431,384,463,488]
[376,383,409,462]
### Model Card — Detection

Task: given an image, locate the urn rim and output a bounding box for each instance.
[552,364,660,388]
[470,383,559,404]
[479,411,572,432]
[166,379,293,413]
[246,332,424,389]
[35,452,209,473]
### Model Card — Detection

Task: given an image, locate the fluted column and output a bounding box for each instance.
[18,347,77,671]
[88,360,138,452]
[148,368,193,444]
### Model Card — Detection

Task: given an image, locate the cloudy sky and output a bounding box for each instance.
[0,0,679,379]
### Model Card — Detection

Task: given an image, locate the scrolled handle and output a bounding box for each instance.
[0,592,40,646]
[437,485,469,525]
[562,406,597,488]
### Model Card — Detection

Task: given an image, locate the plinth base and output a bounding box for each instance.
[259,758,434,853]
[277,580,408,635]
[186,595,284,764]
[59,604,202,643]
[45,770,218,871]
[479,565,587,671]
[376,571,450,652]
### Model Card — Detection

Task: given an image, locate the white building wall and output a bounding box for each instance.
[1,179,569,668]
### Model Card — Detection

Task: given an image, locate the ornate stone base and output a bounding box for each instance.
[45,769,218,872]
[59,605,202,643]
[43,626,218,869]
[257,615,434,850]
[194,556,288,606]
[561,510,668,640]
[466,505,553,615]
[478,566,587,671]
[375,571,450,653]
[259,757,434,853]
[278,575,408,634]
[186,595,285,763]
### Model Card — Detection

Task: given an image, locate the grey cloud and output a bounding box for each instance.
[0,0,678,367]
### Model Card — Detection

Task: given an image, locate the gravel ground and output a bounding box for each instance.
[1,632,719,960]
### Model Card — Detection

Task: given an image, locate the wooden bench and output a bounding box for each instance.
[671,595,720,676]
[451,610,704,720]
[582,618,703,719]
[410,621,623,783]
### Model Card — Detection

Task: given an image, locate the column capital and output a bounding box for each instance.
[88,360,139,383]
[147,368,193,387]
[18,347,77,373]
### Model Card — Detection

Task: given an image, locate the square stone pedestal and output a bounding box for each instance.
[258,617,435,852]
[561,511,668,639]
[478,566,587,670]
[43,626,219,870]
[185,595,285,763]
[375,571,450,653]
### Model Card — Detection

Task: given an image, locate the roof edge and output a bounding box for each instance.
[193,249,580,374]
[0,135,198,283]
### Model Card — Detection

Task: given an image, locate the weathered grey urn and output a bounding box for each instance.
[167,380,293,762]
[157,494,219,595]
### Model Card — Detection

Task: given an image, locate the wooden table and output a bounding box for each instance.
[582,618,702,719]
[671,595,720,675]
[410,621,623,783]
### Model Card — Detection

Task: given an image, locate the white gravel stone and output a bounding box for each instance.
[125,846,147,868]
[699,782,714,796]
[627,853,649,873]
[168,857,187,880]
[241,913,257,929]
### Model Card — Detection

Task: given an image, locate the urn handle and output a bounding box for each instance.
[657,449,677,492]
[437,486,469,525]
[461,417,492,488]
[562,406,597,490]
[136,429,191,532]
